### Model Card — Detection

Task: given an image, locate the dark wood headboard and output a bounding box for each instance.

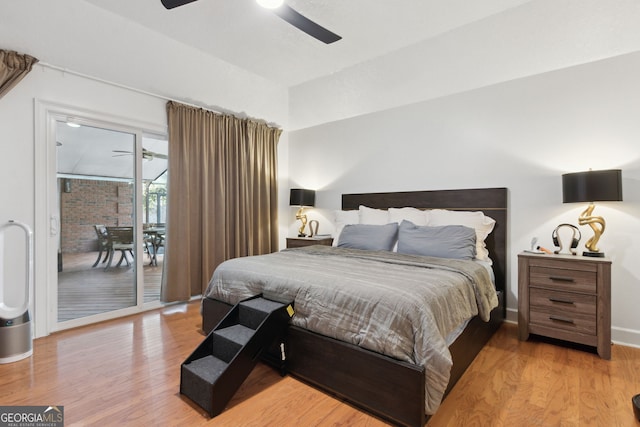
[342,188,508,314]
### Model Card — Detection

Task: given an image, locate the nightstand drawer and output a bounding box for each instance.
[530,288,596,316]
[530,266,597,293]
[530,307,596,335]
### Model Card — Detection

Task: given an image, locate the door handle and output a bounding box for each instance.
[50,215,59,236]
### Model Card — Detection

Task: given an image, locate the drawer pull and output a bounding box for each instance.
[549,276,575,283]
[549,315,575,324]
[548,297,575,305]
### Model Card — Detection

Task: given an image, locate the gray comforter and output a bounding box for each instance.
[204,245,498,414]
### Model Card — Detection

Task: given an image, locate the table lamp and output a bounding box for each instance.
[562,169,622,257]
[289,189,315,237]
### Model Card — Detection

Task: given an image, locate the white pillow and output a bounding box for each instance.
[333,210,359,246]
[427,209,496,262]
[388,207,429,226]
[359,205,389,224]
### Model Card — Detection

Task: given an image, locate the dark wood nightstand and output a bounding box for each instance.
[518,252,611,359]
[286,237,334,248]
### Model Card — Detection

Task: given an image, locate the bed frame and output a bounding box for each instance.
[201,187,508,426]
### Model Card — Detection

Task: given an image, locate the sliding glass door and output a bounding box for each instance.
[140,136,168,303]
[52,117,167,329]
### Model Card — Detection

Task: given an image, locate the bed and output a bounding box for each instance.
[201,187,507,426]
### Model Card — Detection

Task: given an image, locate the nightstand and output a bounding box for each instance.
[286,237,333,248]
[518,252,611,359]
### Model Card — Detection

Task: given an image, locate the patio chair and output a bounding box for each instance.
[150,232,164,266]
[92,224,110,267]
[105,226,134,269]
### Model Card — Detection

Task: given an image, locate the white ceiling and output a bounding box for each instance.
[57,122,168,181]
[55,0,534,174]
[83,0,533,87]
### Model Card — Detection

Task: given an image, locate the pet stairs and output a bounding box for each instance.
[180,295,294,417]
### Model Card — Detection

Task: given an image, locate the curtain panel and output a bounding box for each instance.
[0,50,38,99]
[161,101,281,301]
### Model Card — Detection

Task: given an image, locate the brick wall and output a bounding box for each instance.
[60,178,133,253]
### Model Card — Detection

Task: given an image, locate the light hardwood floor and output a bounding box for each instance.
[1,302,638,426]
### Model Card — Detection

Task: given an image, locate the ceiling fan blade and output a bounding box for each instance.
[274,4,342,44]
[142,148,168,160]
[112,148,166,160]
[161,0,198,9]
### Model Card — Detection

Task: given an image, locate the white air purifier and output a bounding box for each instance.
[0,220,33,364]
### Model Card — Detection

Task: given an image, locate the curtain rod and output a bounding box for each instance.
[38,61,228,117]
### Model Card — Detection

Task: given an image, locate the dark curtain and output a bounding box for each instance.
[161,101,281,301]
[0,50,38,99]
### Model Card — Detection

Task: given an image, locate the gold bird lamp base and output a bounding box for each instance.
[295,207,308,237]
[579,203,606,257]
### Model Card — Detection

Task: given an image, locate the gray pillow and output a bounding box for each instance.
[337,223,398,251]
[397,220,476,259]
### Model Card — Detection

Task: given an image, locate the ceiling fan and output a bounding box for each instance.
[160,0,342,44]
[112,148,168,160]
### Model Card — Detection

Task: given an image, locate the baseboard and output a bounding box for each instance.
[612,327,640,349]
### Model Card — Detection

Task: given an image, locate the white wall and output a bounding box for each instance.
[289,0,640,130]
[0,0,288,336]
[287,51,640,346]
[285,0,640,347]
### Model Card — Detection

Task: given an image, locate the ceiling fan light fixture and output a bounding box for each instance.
[162,0,340,44]
[256,0,283,10]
